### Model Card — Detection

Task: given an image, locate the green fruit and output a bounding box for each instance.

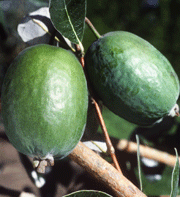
[85,31,179,126]
[2,44,88,170]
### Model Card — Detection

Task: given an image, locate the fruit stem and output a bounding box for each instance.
[78,41,85,55]
[75,44,85,58]
[85,17,102,39]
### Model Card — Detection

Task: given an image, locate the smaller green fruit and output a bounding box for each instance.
[2,44,88,172]
[85,31,180,126]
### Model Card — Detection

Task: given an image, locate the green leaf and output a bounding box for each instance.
[63,190,112,197]
[136,135,143,191]
[170,148,179,197]
[49,0,86,45]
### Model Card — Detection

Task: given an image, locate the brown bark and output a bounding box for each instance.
[69,141,147,197]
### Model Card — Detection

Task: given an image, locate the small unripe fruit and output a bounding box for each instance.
[2,44,88,172]
[85,31,179,126]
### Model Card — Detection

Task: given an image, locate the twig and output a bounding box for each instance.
[92,98,122,173]
[85,17,102,39]
[69,141,147,197]
[117,139,179,168]
[79,53,122,173]
[85,132,180,169]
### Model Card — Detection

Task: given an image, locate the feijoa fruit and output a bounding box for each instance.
[2,44,88,172]
[85,31,179,126]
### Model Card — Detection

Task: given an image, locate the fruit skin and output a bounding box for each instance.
[85,31,179,126]
[2,44,88,160]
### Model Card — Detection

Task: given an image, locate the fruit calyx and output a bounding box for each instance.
[33,154,54,173]
[168,103,179,117]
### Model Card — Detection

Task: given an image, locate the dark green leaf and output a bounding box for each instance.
[49,0,86,44]
[170,148,179,197]
[63,190,112,197]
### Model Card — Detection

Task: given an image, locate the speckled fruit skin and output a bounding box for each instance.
[85,31,179,126]
[2,44,88,160]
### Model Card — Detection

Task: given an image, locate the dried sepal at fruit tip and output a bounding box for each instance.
[169,103,179,117]
[33,154,54,173]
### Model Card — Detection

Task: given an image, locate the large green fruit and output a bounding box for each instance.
[85,31,179,126]
[2,44,88,170]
